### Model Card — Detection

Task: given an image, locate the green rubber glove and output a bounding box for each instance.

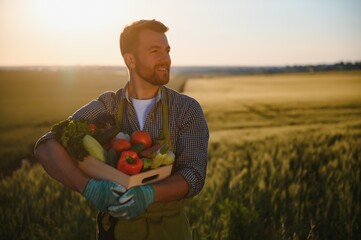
[82,179,127,212]
[108,184,155,219]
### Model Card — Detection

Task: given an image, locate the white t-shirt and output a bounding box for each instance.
[131,97,157,130]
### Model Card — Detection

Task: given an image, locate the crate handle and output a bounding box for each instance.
[142,174,159,184]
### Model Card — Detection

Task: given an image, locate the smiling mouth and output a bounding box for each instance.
[155,66,169,72]
[155,65,169,71]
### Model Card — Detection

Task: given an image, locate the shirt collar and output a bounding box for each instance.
[121,81,163,103]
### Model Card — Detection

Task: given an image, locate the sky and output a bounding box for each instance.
[0,0,360,67]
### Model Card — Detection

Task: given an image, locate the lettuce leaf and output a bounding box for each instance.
[51,119,97,161]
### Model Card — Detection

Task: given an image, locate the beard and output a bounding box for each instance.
[134,61,170,86]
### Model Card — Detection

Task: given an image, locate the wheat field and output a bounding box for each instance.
[184,71,361,143]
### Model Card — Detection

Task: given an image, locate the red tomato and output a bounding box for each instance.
[88,123,97,132]
[130,130,152,149]
[111,139,131,153]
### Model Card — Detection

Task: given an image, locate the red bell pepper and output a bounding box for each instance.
[117,151,143,175]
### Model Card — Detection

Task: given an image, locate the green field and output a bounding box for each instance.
[0,69,360,239]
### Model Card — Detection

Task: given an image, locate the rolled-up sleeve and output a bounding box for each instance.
[34,131,56,151]
[175,99,209,197]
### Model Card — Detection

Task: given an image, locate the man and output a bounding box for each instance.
[35,19,209,239]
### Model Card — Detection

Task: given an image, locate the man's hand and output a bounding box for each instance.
[108,185,155,219]
[82,179,128,212]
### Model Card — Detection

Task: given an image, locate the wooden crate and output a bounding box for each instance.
[114,165,172,188]
[79,156,172,189]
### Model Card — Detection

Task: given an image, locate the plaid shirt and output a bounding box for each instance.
[36,83,209,197]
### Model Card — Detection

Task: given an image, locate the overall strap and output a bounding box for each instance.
[161,89,172,148]
[115,98,125,131]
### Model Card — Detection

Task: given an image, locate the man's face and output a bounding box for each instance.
[132,29,171,86]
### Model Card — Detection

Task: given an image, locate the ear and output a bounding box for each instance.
[123,53,136,69]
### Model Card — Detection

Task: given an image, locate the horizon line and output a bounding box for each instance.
[1,60,360,69]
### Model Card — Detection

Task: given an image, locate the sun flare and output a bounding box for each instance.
[34,0,121,33]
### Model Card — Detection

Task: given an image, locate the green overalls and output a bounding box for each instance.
[96,89,192,240]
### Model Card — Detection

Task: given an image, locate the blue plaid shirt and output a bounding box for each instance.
[36,83,209,197]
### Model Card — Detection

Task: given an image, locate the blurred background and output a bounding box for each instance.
[1,0,361,66]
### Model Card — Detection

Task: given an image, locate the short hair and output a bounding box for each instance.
[119,19,169,56]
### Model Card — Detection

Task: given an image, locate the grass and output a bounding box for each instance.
[0,69,360,239]
[187,127,361,239]
[0,161,97,239]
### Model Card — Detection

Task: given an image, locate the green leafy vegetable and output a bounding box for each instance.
[51,119,100,161]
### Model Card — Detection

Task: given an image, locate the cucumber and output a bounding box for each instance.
[106,148,118,167]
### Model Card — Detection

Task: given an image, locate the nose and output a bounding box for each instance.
[161,51,171,66]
